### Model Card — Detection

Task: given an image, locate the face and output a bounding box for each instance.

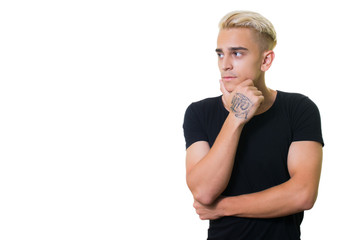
[216,28,266,92]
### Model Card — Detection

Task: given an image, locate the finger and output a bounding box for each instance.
[247,86,258,91]
[258,95,265,104]
[254,90,263,96]
[193,200,199,209]
[241,79,254,86]
[219,79,230,97]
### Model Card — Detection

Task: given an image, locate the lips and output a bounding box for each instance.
[222,76,237,81]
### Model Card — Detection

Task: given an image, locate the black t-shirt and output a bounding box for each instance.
[183,91,324,240]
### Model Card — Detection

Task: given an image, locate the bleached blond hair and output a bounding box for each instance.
[219,10,277,51]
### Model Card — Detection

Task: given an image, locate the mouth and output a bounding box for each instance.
[222,76,237,82]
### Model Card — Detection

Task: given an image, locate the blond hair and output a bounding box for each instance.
[219,10,277,51]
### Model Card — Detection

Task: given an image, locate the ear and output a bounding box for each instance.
[261,50,275,72]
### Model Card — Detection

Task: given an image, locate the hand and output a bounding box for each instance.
[193,197,225,220]
[220,79,264,122]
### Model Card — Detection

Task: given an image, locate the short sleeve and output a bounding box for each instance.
[183,103,208,149]
[292,97,324,146]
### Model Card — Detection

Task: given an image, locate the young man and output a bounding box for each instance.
[183,11,324,239]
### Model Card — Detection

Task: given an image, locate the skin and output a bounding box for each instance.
[186,28,323,220]
[215,28,276,115]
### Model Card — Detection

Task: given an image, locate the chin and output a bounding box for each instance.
[223,82,237,93]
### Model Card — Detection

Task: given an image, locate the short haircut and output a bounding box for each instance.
[219,10,277,52]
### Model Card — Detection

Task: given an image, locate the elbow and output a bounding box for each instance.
[187,178,218,205]
[193,191,218,206]
[301,198,316,211]
[298,190,318,211]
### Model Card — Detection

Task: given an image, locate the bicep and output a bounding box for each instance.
[287,141,323,191]
[186,141,210,175]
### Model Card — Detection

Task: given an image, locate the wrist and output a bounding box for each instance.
[228,112,247,127]
[220,196,242,217]
[218,197,232,217]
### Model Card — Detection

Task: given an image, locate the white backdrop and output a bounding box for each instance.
[1,0,359,239]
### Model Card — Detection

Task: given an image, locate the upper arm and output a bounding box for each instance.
[287,141,323,206]
[186,141,210,176]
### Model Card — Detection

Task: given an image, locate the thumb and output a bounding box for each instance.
[219,79,230,97]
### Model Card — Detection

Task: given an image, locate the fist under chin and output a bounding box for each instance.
[223,83,236,93]
[223,79,251,93]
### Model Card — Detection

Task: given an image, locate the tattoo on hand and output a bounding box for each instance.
[230,93,253,119]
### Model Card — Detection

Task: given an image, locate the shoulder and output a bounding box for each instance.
[183,95,223,131]
[277,90,319,113]
[187,96,222,109]
[185,96,222,115]
[277,91,324,146]
[183,96,222,148]
[278,91,311,103]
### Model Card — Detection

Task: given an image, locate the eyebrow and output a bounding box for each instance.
[215,47,249,52]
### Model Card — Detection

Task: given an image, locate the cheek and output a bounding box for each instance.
[234,61,260,80]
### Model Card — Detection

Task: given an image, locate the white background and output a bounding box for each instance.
[1,0,359,239]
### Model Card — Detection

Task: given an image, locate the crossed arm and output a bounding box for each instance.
[186,80,323,220]
[186,80,263,205]
[191,141,323,220]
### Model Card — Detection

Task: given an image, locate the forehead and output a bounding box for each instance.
[217,28,259,51]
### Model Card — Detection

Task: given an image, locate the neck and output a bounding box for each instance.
[254,77,277,115]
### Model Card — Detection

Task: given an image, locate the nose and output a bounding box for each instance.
[221,55,233,71]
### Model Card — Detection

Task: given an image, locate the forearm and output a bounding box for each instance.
[218,142,322,219]
[221,178,314,218]
[187,114,244,205]
[187,80,264,205]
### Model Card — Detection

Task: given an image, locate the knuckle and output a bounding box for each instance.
[245,79,253,85]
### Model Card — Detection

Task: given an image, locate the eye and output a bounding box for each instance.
[217,53,224,58]
[234,52,242,57]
